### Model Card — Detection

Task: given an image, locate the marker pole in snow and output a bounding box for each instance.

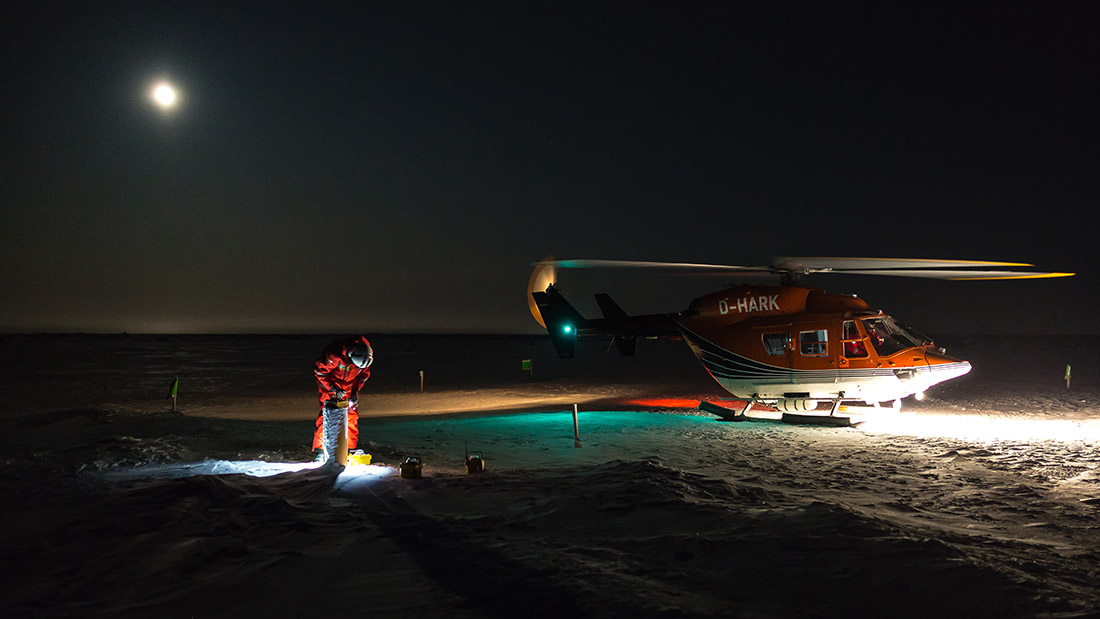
[169,377,179,412]
[419,370,424,392]
[1066,364,1071,389]
[573,404,581,448]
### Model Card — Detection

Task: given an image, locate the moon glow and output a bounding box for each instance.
[151,82,178,109]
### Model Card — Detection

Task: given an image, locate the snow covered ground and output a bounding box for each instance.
[1,334,1098,617]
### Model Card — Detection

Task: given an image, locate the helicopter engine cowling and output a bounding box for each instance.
[777,399,819,412]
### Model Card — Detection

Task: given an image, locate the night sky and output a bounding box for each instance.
[2,2,1097,334]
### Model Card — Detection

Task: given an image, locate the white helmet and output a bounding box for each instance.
[349,342,373,369]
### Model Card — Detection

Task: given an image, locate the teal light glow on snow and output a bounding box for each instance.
[364,410,719,471]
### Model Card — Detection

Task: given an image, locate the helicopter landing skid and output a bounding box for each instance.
[699,399,860,427]
[779,412,856,427]
[698,400,749,421]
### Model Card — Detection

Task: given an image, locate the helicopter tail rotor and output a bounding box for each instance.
[527,257,559,328]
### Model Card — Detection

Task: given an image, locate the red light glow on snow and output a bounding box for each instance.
[623,398,705,409]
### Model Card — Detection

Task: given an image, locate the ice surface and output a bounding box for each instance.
[1,334,1098,617]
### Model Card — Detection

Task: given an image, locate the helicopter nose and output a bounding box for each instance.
[924,350,972,382]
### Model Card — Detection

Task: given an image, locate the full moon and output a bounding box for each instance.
[150,82,178,109]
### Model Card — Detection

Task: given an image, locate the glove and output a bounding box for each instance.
[334,389,348,399]
[323,399,341,411]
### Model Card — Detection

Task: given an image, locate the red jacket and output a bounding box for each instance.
[314,336,371,404]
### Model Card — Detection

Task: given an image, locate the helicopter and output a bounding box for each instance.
[528,258,1073,423]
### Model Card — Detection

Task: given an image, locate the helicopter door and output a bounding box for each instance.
[794,323,834,372]
[760,328,796,381]
[840,319,869,366]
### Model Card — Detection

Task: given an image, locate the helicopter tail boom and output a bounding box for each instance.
[531,285,679,358]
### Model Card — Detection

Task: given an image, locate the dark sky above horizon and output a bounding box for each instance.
[2,1,1097,335]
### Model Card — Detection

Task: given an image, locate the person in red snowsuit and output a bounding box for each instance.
[311,335,373,454]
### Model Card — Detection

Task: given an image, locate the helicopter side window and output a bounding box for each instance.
[762,333,787,356]
[799,329,828,357]
[842,320,868,358]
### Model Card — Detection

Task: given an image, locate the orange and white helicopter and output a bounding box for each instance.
[528,258,1073,423]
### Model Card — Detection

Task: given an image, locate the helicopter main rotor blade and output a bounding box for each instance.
[773,258,1073,280]
[538,259,775,275]
[531,257,1073,281]
[834,269,1075,280]
[772,257,1034,271]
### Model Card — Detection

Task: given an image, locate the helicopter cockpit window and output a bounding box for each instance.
[762,333,787,356]
[898,322,933,346]
[861,316,924,356]
[799,329,828,357]
[842,320,868,358]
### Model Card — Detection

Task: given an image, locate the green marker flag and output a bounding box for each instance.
[1065,365,1071,389]
[169,376,179,411]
